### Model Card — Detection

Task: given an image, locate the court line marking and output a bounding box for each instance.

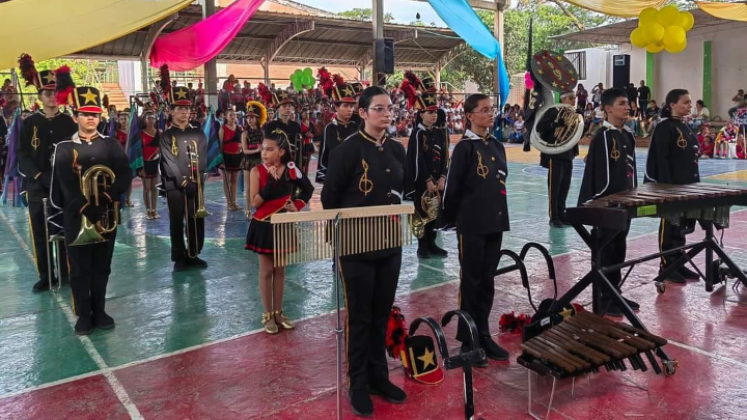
[0,210,144,419]
[3,209,747,402]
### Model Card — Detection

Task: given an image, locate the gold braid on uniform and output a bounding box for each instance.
[171,135,178,156]
[676,128,688,149]
[72,149,80,174]
[358,159,374,195]
[31,126,40,150]
[476,151,489,179]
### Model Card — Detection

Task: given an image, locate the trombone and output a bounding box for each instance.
[70,164,119,246]
[185,139,210,258]
[42,198,65,293]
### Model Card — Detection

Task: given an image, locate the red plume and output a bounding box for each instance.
[318,67,334,98]
[404,70,421,89]
[257,83,271,105]
[499,311,530,334]
[149,92,159,106]
[102,94,110,110]
[159,64,171,97]
[385,307,408,359]
[399,79,417,108]
[31,102,40,112]
[54,65,75,106]
[18,54,38,88]
[332,73,345,88]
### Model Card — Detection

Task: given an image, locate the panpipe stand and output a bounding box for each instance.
[333,214,343,420]
[527,369,557,420]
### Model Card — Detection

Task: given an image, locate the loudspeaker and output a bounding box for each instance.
[374,38,395,75]
[612,54,631,89]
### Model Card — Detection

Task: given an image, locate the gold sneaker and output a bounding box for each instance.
[261,311,279,334]
[274,310,295,330]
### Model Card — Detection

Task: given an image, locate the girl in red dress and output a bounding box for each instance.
[246,131,313,334]
[139,111,161,220]
[116,112,134,207]
[219,109,243,211]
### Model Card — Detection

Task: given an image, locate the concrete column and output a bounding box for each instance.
[203,0,219,109]
[263,54,270,85]
[493,6,505,103]
[140,55,150,93]
[372,0,384,86]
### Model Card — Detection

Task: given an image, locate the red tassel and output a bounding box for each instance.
[159,64,171,97]
[404,70,421,90]
[102,94,110,110]
[385,306,408,359]
[18,54,38,88]
[332,74,345,88]
[399,79,417,109]
[54,65,74,106]
[499,311,530,334]
[318,67,334,98]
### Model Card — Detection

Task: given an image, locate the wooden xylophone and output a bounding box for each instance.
[518,311,668,379]
[567,183,747,230]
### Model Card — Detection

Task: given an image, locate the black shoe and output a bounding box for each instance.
[623,297,640,311]
[661,270,686,284]
[32,279,53,293]
[460,343,488,368]
[549,219,566,228]
[188,257,208,269]
[75,317,94,336]
[602,302,624,317]
[417,243,431,259]
[93,312,115,330]
[349,390,373,417]
[428,243,448,257]
[479,336,510,361]
[678,266,700,280]
[173,259,189,272]
[560,217,573,226]
[369,379,406,404]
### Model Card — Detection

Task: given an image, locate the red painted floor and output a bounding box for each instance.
[3,216,747,419]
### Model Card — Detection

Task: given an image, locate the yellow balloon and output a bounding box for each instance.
[630,27,648,48]
[639,7,658,26]
[656,5,680,27]
[646,43,664,54]
[663,25,686,49]
[665,40,687,54]
[643,23,665,44]
[677,11,695,31]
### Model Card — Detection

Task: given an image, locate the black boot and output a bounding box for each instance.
[417,239,431,259]
[93,312,115,330]
[427,228,448,257]
[369,378,406,403]
[479,335,509,361]
[187,256,208,269]
[173,259,189,272]
[75,316,94,336]
[32,279,51,293]
[349,389,373,417]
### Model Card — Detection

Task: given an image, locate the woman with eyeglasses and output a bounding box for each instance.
[443,93,510,365]
[139,111,161,220]
[321,86,407,417]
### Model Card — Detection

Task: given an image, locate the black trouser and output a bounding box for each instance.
[547,158,572,221]
[599,223,631,291]
[457,233,503,343]
[166,190,205,261]
[340,250,402,391]
[27,189,68,283]
[659,218,690,271]
[67,230,116,318]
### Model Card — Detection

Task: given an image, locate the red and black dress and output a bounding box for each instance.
[245,162,314,254]
[222,124,243,171]
[242,128,263,170]
[141,130,160,178]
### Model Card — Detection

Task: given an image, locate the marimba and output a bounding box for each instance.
[553,183,747,376]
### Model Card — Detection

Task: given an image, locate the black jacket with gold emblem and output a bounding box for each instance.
[265,119,303,169]
[50,133,133,244]
[19,112,77,193]
[644,117,700,185]
[159,124,208,191]
[315,118,359,183]
[404,123,449,201]
[443,129,509,235]
[321,130,406,260]
[578,121,637,205]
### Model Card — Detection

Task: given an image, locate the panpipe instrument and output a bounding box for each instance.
[519,311,668,378]
[568,183,747,231]
[269,204,415,268]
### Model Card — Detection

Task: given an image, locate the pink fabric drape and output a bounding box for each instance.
[149,0,265,71]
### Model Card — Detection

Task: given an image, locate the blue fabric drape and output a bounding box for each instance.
[427,0,510,106]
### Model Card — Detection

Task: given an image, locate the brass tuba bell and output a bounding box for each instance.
[70,165,119,246]
[410,190,441,239]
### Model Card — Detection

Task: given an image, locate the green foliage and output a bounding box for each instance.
[16,58,96,95]
[443,5,616,92]
[338,8,394,23]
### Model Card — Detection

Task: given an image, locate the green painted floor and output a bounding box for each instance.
[1,146,746,398]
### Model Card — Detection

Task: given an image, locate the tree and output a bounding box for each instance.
[16,58,97,96]
[338,8,394,23]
